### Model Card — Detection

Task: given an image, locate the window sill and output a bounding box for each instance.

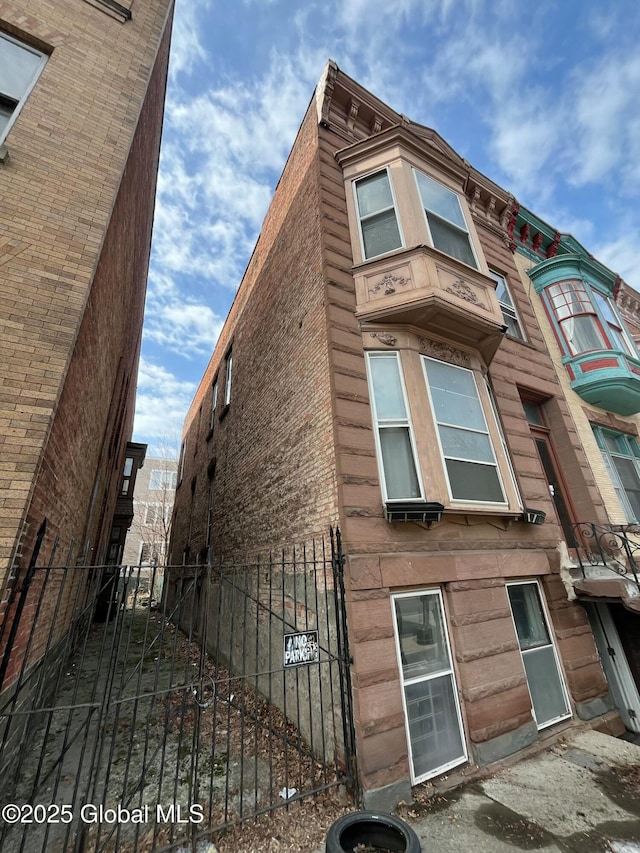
[219,404,230,422]
[82,0,132,22]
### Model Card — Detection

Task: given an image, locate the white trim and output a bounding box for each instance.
[353,166,405,261]
[224,351,233,406]
[391,588,467,784]
[0,32,47,145]
[488,269,526,341]
[506,580,572,730]
[365,351,425,502]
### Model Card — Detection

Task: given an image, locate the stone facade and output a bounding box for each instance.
[171,62,621,807]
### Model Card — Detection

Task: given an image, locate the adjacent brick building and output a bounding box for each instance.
[510,208,640,735]
[171,62,632,808]
[0,0,173,683]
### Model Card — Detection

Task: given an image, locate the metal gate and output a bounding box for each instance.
[0,529,356,852]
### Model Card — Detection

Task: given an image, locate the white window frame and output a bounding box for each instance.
[178,439,187,484]
[413,168,479,270]
[421,356,508,506]
[0,32,47,145]
[391,588,467,784]
[488,269,526,341]
[353,167,405,261]
[506,580,571,730]
[210,377,218,430]
[365,351,425,502]
[224,351,233,406]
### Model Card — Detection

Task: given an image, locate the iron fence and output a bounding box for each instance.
[0,529,356,851]
[571,521,640,594]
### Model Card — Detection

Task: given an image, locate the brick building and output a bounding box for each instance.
[122,455,178,566]
[509,208,640,734]
[171,62,633,808]
[0,0,173,679]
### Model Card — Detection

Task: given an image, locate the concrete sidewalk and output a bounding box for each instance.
[319,731,640,852]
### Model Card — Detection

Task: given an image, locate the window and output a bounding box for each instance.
[179,439,187,483]
[507,581,570,728]
[392,590,466,782]
[591,290,635,356]
[489,270,524,340]
[145,503,166,525]
[593,428,640,522]
[546,280,607,355]
[354,169,403,259]
[224,351,233,406]
[414,170,477,268]
[1,32,47,145]
[121,456,134,495]
[366,352,423,501]
[210,378,218,430]
[149,469,177,490]
[422,357,505,503]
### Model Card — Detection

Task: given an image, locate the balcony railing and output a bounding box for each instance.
[571,522,640,595]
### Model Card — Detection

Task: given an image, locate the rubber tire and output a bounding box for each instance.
[325,811,421,853]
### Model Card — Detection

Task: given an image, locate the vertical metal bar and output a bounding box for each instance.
[311,538,329,788]
[253,554,261,816]
[222,561,237,823]
[267,552,274,808]
[292,544,303,799]
[280,548,289,804]
[207,559,225,826]
[238,561,249,819]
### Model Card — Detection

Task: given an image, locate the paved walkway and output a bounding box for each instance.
[317,730,640,852]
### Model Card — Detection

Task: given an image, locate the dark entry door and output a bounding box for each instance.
[531,430,577,546]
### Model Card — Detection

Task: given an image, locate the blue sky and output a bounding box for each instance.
[132,0,640,451]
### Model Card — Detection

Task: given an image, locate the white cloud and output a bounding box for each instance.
[144,294,225,358]
[168,0,212,79]
[133,358,197,447]
[593,236,640,292]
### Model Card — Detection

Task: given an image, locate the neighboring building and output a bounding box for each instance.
[510,208,640,733]
[171,62,628,809]
[122,455,178,566]
[0,1,173,678]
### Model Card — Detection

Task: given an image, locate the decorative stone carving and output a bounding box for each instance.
[419,338,471,368]
[347,98,360,129]
[371,115,383,134]
[445,278,486,310]
[371,332,397,346]
[369,272,410,296]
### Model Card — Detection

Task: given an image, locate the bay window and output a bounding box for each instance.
[422,357,505,504]
[354,169,403,259]
[593,428,640,522]
[591,290,635,355]
[366,352,422,501]
[414,170,478,269]
[546,280,606,355]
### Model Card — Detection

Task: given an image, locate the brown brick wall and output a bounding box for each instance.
[0,0,173,578]
[170,106,340,560]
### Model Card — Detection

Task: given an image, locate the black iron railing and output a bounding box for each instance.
[570,522,640,594]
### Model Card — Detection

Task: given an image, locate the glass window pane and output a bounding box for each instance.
[439,425,494,462]
[0,36,42,100]
[522,646,569,724]
[361,209,402,257]
[356,171,394,217]
[405,675,465,778]
[427,215,477,267]
[369,356,407,420]
[523,402,544,426]
[424,359,477,398]
[561,316,605,354]
[612,457,640,520]
[415,171,466,229]
[379,427,421,499]
[395,595,450,680]
[489,271,513,307]
[430,387,485,430]
[507,584,550,649]
[592,291,618,326]
[0,104,11,135]
[446,459,504,502]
